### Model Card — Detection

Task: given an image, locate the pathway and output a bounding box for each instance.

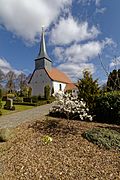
[0,103,54,129]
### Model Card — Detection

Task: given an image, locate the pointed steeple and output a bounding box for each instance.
[37,27,51,61]
[35,27,52,71]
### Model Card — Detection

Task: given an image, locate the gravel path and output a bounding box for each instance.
[0,103,54,129]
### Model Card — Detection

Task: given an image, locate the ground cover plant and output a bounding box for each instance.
[82,127,120,150]
[0,118,119,179]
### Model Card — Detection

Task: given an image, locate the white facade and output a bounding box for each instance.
[29,69,67,96]
[53,81,66,94]
[29,69,52,96]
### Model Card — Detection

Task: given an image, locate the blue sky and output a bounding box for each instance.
[0,0,120,84]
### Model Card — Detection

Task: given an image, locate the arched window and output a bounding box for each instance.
[59,84,62,91]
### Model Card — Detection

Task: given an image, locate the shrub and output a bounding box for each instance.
[0,89,2,99]
[7,93,15,99]
[77,71,100,112]
[49,93,92,121]
[23,97,32,103]
[94,91,120,124]
[82,128,120,150]
[38,94,41,100]
[0,99,2,116]
[14,102,36,106]
[13,97,23,103]
[44,85,50,100]
[2,96,7,101]
[0,110,2,116]
[0,99,2,109]
[31,96,38,103]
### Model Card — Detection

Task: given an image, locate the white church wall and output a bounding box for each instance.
[53,81,66,93]
[29,69,52,96]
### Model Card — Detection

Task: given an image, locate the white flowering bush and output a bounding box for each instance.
[50,92,92,121]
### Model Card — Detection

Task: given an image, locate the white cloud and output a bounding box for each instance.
[77,0,101,6]
[57,63,95,81]
[0,58,22,74]
[54,41,103,64]
[109,56,120,68]
[0,0,71,42]
[50,16,100,45]
[54,38,115,81]
[95,0,101,6]
[96,7,106,14]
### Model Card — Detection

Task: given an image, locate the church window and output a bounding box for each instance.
[59,84,62,91]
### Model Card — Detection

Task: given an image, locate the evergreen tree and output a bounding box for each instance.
[77,70,100,111]
[44,85,50,100]
[107,69,120,91]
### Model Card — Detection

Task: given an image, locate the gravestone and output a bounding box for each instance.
[4,98,14,110]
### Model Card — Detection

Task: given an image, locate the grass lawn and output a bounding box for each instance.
[0,117,119,179]
[1,101,34,116]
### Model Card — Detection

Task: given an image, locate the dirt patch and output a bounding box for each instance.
[0,117,120,180]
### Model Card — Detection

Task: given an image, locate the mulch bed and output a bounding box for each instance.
[0,117,120,180]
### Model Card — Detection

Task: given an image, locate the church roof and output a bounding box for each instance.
[65,83,77,91]
[37,27,51,61]
[46,68,72,84]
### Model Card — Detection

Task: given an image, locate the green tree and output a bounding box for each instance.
[107,69,120,91]
[44,85,50,100]
[77,70,100,111]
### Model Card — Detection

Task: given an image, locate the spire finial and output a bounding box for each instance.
[37,26,51,61]
[42,25,44,32]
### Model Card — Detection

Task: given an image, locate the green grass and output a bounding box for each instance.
[1,101,34,116]
[82,128,120,150]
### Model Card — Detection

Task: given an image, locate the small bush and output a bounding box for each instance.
[0,110,2,116]
[7,93,15,99]
[44,85,50,100]
[14,102,36,106]
[10,106,15,111]
[94,92,120,124]
[38,95,41,100]
[13,97,23,103]
[82,128,120,150]
[31,96,38,103]
[23,97,32,103]
[0,89,2,99]
[50,93,92,121]
[0,99,2,109]
[2,96,7,101]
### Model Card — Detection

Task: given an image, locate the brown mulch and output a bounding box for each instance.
[0,117,120,180]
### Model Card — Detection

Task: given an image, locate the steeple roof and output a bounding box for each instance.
[37,27,51,61]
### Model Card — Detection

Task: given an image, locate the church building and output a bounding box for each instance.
[29,28,77,97]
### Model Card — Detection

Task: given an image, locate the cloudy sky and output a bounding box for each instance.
[0,0,120,83]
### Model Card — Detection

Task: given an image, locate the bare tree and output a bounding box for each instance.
[98,54,120,91]
[6,71,16,93]
[17,73,27,96]
[0,69,5,88]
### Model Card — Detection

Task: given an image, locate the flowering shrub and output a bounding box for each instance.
[49,92,92,121]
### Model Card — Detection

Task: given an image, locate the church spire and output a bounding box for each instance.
[35,26,52,71]
[37,27,51,61]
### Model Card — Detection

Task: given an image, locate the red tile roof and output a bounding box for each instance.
[65,83,77,91]
[46,68,72,84]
